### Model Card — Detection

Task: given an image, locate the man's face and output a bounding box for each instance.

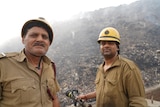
[22,27,50,57]
[99,41,118,59]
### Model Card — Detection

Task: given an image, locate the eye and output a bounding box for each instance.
[30,33,38,38]
[100,41,107,46]
[42,34,49,40]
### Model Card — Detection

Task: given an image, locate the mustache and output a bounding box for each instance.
[33,42,45,47]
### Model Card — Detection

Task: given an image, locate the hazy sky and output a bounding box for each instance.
[0,0,138,45]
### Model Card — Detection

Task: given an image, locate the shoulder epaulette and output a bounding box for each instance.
[0,53,7,58]
[0,52,18,59]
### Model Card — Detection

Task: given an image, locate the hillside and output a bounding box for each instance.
[0,0,160,106]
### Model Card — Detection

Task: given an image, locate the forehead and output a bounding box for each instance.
[27,27,48,33]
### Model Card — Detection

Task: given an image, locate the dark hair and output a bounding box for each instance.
[21,19,53,44]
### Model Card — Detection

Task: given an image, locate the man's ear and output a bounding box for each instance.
[22,36,25,44]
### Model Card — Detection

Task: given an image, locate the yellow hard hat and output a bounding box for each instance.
[97,27,120,44]
[21,17,54,44]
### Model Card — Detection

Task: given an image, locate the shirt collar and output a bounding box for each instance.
[15,49,52,65]
[102,55,121,67]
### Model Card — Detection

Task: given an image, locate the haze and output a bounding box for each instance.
[0,0,137,46]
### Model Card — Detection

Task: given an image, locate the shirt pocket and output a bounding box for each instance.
[95,77,100,84]
[95,71,102,88]
[95,78,99,89]
[105,78,119,98]
[11,78,36,104]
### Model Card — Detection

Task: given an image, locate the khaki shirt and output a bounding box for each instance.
[0,51,60,107]
[95,56,147,107]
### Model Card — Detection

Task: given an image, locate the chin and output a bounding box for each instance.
[34,51,46,56]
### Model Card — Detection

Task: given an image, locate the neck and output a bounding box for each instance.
[25,52,43,69]
[103,54,118,72]
[104,53,118,66]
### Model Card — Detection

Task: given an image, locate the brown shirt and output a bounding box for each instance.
[95,56,147,107]
[0,51,60,107]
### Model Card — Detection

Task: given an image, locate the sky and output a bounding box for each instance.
[0,0,138,46]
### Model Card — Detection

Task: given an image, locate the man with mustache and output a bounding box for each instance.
[0,17,60,107]
[77,27,147,107]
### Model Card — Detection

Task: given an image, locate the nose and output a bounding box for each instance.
[36,35,43,41]
[104,43,109,46]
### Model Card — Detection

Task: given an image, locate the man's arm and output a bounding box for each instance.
[126,65,147,107]
[78,91,96,100]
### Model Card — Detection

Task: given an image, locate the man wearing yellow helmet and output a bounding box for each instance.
[0,17,60,107]
[78,27,147,107]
